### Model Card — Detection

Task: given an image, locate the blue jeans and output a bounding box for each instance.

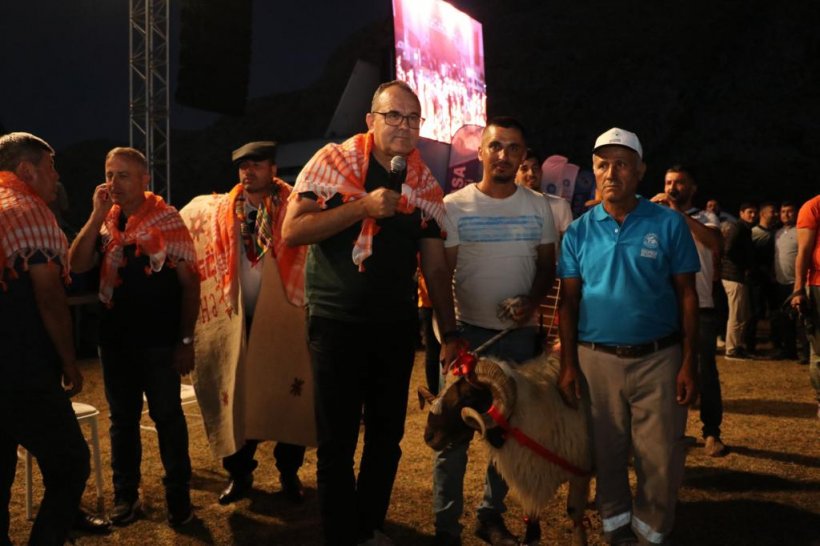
[432,323,538,536]
[99,344,191,505]
[697,310,723,439]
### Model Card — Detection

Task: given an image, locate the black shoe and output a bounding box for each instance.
[218,474,253,505]
[73,509,112,534]
[110,497,140,526]
[474,516,517,546]
[725,349,752,361]
[168,503,194,528]
[433,531,462,546]
[279,472,304,503]
[609,524,638,545]
[167,489,194,527]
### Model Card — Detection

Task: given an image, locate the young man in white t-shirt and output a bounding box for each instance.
[432,117,557,546]
[651,164,727,457]
[515,148,573,240]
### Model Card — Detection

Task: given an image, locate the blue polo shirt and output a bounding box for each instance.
[558,198,699,345]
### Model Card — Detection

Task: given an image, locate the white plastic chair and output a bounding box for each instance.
[21,402,104,520]
[140,383,198,432]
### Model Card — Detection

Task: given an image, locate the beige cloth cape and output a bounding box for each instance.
[180,194,316,459]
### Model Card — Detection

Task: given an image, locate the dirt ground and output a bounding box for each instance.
[7,345,820,546]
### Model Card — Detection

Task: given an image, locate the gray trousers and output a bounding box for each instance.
[578,344,688,545]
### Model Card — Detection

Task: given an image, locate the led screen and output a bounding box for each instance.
[392,0,486,143]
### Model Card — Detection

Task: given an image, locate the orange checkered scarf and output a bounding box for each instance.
[99,192,196,305]
[0,171,69,289]
[213,181,306,307]
[292,132,445,271]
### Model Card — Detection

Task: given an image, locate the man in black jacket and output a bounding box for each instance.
[720,203,757,359]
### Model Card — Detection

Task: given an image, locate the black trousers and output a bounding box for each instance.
[1,376,89,546]
[308,315,417,546]
[222,440,305,478]
[697,309,723,439]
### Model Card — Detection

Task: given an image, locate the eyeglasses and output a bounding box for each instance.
[371,111,424,129]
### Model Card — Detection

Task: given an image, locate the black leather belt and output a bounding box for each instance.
[579,332,680,359]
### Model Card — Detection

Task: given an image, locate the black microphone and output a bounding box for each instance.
[389,155,407,192]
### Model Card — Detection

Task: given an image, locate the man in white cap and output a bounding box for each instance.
[557,128,699,545]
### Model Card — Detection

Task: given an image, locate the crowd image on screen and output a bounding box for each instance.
[396,46,486,143]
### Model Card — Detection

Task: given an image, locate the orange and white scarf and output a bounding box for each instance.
[213,181,306,307]
[99,192,196,305]
[292,132,446,271]
[0,171,69,288]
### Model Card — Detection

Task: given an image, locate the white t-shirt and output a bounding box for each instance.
[444,184,557,329]
[688,208,720,308]
[545,193,573,235]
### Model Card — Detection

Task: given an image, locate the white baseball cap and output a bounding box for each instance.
[593,127,643,158]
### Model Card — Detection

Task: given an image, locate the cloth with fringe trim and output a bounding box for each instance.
[0,171,69,289]
[99,192,196,305]
[212,181,305,309]
[292,132,445,271]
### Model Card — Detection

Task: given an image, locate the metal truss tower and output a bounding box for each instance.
[129,0,171,203]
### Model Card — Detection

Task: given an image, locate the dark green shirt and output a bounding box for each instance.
[304,156,442,322]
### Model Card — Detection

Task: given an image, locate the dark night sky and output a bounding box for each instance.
[2,0,816,210]
[0,0,391,149]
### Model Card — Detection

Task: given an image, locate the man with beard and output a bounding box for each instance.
[651,165,726,457]
[180,142,309,506]
[559,129,699,545]
[432,118,556,546]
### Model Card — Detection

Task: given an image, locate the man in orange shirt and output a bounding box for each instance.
[791,194,820,419]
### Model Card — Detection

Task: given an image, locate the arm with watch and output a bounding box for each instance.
[174,260,201,375]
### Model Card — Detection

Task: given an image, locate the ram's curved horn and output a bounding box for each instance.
[417,386,436,410]
[473,358,517,422]
[461,406,494,437]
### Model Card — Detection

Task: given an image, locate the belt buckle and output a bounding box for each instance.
[615,345,631,358]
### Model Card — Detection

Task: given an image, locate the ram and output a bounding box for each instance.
[420,353,591,546]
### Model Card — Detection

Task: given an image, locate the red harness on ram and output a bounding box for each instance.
[450,346,590,478]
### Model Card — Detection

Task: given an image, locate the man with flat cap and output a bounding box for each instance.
[180,141,312,505]
[558,128,699,545]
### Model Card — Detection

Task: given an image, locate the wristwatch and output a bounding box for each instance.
[181,336,194,346]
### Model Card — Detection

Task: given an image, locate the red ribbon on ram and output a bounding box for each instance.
[449,341,476,377]
[486,405,590,478]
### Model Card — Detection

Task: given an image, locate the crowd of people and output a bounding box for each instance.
[1,80,818,546]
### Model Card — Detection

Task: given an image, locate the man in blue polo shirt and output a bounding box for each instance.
[557,128,699,546]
